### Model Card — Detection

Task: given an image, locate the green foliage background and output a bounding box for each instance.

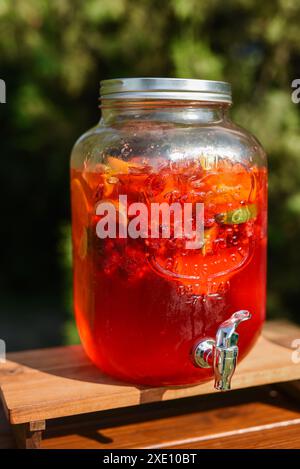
[0,0,299,349]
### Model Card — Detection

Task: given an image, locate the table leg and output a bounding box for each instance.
[12,420,46,449]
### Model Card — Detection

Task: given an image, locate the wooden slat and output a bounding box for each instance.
[1,322,300,425]
[39,386,300,449]
[175,424,300,449]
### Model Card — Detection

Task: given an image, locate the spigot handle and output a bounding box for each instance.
[216,310,251,348]
[193,310,251,391]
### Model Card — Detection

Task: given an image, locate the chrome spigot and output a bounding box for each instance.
[193,310,251,391]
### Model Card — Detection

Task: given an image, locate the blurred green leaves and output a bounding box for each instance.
[172,39,224,79]
[0,0,300,339]
[83,0,125,23]
[287,193,300,215]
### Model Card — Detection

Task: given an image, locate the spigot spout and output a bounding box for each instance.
[193,310,251,391]
[214,345,238,391]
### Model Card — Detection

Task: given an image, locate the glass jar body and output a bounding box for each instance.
[70,101,267,385]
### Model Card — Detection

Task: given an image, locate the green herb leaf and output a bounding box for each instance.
[215,204,257,225]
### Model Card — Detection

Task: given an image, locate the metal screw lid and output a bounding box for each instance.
[100,78,232,104]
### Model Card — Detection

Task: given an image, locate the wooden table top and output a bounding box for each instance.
[0,320,300,449]
[1,384,300,449]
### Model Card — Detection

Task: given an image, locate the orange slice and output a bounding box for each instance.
[71,178,89,254]
[78,227,88,260]
[107,156,146,175]
[107,156,130,174]
[71,178,89,227]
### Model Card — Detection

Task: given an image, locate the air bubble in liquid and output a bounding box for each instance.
[121,143,132,158]
[107,176,119,184]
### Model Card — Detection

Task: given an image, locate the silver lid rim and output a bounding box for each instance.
[100,78,232,104]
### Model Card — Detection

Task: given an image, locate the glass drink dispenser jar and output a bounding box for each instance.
[70,78,267,389]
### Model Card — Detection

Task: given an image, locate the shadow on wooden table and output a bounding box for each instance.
[42,385,300,448]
